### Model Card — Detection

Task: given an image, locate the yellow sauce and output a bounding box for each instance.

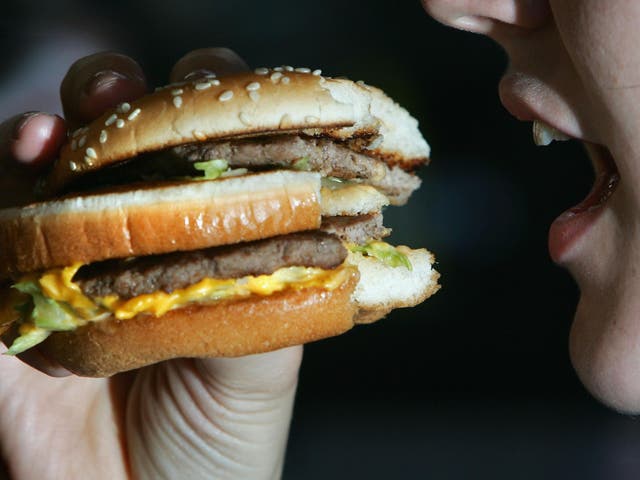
[36,263,350,323]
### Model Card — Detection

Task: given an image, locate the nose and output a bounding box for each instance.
[422,0,550,34]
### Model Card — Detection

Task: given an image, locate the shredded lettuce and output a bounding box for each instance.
[292,157,311,171]
[350,241,412,270]
[193,159,230,180]
[192,159,250,180]
[13,281,77,331]
[5,325,50,356]
[5,281,78,355]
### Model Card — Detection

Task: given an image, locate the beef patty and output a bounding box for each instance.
[68,135,420,206]
[75,231,347,299]
[174,134,421,205]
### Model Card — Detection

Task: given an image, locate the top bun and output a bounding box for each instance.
[48,67,431,192]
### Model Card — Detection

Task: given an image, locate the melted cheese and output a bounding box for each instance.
[36,263,351,323]
[39,263,97,318]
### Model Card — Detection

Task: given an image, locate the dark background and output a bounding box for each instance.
[3,1,640,479]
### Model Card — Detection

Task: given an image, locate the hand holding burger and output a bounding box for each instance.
[0,49,309,480]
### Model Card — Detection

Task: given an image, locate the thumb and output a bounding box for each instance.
[126,346,302,480]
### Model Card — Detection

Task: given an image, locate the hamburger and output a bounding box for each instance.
[0,66,440,376]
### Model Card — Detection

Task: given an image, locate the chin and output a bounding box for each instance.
[570,290,640,414]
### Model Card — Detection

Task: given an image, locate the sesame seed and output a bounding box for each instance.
[173,96,183,108]
[356,80,366,86]
[171,88,183,95]
[105,114,118,126]
[85,147,98,159]
[284,65,293,72]
[254,67,269,75]
[295,67,311,73]
[246,81,260,91]
[281,76,291,85]
[71,139,78,151]
[239,112,252,126]
[249,91,260,102]
[195,81,212,90]
[305,115,320,124]
[270,72,283,82]
[211,79,221,86]
[69,161,79,171]
[219,90,234,102]
[312,69,322,76]
[116,119,125,128]
[84,156,95,166]
[78,136,87,148]
[99,130,108,143]
[154,86,163,92]
[128,108,141,120]
[273,66,283,72]
[118,102,131,113]
[71,128,83,138]
[193,130,207,141]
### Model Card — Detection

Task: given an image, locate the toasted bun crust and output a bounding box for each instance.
[48,68,430,192]
[0,171,321,277]
[37,268,360,377]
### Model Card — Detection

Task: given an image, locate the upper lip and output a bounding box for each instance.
[499,76,621,180]
[498,76,581,141]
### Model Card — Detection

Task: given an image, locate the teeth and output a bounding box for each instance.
[532,121,570,146]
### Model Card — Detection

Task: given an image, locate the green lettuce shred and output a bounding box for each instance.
[292,157,311,171]
[350,241,412,270]
[13,281,76,331]
[5,327,50,356]
[193,159,230,180]
[5,281,78,355]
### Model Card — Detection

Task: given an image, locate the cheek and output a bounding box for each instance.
[552,0,640,85]
[551,0,640,145]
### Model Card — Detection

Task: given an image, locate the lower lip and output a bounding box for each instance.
[548,144,619,263]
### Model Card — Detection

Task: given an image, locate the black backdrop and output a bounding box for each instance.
[3,1,640,478]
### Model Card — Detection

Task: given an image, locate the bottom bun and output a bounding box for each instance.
[40,269,359,377]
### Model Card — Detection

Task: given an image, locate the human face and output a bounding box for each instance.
[423,0,640,413]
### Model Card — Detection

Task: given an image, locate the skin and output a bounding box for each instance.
[422,0,640,412]
[0,49,301,479]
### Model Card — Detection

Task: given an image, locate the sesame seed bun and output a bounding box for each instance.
[47,68,430,193]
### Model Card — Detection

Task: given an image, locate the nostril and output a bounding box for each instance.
[451,15,495,34]
[423,0,551,33]
[515,0,551,28]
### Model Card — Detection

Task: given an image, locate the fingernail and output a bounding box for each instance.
[84,70,133,96]
[11,112,40,141]
[183,69,216,81]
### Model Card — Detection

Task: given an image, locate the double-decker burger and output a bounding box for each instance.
[0,66,439,376]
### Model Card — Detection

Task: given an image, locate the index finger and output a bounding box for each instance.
[169,47,249,82]
[60,52,148,130]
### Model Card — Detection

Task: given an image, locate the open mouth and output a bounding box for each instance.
[533,121,620,263]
